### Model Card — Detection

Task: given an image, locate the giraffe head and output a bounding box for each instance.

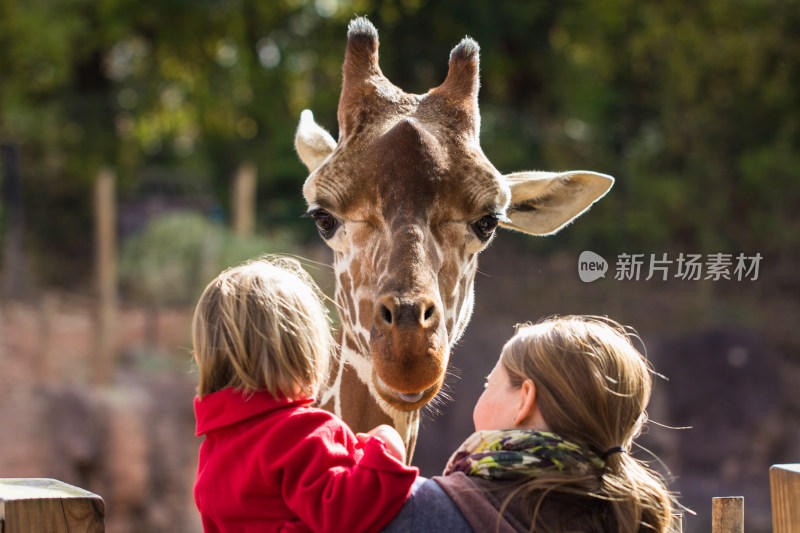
[296,18,613,414]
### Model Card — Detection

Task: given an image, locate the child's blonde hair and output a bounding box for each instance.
[192,256,335,399]
[500,315,676,533]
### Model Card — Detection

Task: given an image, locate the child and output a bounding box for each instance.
[192,257,417,533]
[383,315,679,533]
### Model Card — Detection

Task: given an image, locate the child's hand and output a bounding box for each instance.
[356,425,407,463]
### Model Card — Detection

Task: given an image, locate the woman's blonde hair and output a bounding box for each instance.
[192,256,335,399]
[500,315,676,533]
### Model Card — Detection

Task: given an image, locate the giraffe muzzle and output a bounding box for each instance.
[370,293,448,410]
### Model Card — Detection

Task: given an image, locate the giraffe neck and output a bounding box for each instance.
[318,247,477,461]
[319,339,420,459]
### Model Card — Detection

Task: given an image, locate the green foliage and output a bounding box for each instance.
[546,1,800,254]
[118,212,294,306]
[1,0,798,288]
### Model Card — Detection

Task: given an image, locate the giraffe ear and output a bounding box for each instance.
[499,171,614,236]
[295,110,337,172]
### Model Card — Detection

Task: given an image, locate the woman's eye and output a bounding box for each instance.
[472,214,499,239]
[306,209,340,239]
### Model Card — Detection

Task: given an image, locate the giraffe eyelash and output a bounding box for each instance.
[304,208,341,239]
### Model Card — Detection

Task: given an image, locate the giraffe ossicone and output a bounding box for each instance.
[295,17,614,459]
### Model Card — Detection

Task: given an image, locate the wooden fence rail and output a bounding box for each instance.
[0,478,104,533]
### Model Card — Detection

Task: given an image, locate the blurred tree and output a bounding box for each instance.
[544,0,800,254]
[118,212,293,306]
[0,0,797,288]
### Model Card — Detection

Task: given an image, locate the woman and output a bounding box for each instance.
[383,315,678,533]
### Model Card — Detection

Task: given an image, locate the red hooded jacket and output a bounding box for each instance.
[194,388,418,533]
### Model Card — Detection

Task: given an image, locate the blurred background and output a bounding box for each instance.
[0,0,798,531]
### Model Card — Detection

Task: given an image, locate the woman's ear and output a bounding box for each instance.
[513,379,538,427]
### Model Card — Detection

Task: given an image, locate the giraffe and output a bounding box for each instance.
[295,17,613,459]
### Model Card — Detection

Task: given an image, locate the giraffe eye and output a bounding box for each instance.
[472,214,499,240]
[305,209,340,239]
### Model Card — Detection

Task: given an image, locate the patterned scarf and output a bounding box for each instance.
[444,429,605,481]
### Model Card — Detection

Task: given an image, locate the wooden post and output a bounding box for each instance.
[93,168,117,386]
[1,143,26,299]
[36,293,57,384]
[0,478,104,532]
[712,496,744,533]
[231,161,256,236]
[770,464,800,533]
[670,512,684,533]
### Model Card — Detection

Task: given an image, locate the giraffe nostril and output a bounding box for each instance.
[374,295,439,330]
[381,304,393,326]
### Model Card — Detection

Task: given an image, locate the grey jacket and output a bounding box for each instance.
[383,472,614,533]
[436,472,615,533]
